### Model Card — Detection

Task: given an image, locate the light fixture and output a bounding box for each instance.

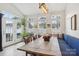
[39,3,48,14]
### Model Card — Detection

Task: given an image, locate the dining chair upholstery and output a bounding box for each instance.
[33,35,37,40]
[24,36,32,44]
[38,35,41,38]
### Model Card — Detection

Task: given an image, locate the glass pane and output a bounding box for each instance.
[39,23,46,28]
[6,22,13,42]
[17,23,21,29]
[28,18,36,28]
[51,16,60,29]
[6,33,13,42]
[17,33,21,39]
[39,17,46,28]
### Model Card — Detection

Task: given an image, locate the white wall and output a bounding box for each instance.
[66,3,79,38]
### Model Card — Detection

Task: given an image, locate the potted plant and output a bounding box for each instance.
[21,15,29,38]
[21,32,29,38]
[21,15,26,32]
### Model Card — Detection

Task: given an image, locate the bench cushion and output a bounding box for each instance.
[64,34,79,56]
[58,39,76,56]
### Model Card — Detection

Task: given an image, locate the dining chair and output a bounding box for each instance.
[32,35,38,40]
[23,36,37,56]
[23,36,32,44]
[38,35,41,38]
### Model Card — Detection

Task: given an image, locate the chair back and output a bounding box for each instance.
[24,36,32,44]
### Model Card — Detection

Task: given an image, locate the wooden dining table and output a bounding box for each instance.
[18,36,61,56]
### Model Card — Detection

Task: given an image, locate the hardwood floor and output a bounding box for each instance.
[0,42,26,56]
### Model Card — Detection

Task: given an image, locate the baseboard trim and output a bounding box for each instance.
[3,40,23,48]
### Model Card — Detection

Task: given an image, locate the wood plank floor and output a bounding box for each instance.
[0,42,26,56]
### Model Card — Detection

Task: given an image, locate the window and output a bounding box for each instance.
[38,16,46,34]
[6,33,13,42]
[6,22,13,42]
[28,18,36,28]
[27,18,37,34]
[17,33,21,39]
[38,16,46,28]
[17,22,21,29]
[51,16,60,29]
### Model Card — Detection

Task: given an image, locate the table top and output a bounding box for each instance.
[18,36,61,56]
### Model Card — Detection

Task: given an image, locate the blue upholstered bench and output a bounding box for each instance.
[58,39,76,56]
[58,34,79,56]
[64,34,79,56]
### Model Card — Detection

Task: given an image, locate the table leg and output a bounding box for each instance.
[26,52,28,56]
[31,54,37,56]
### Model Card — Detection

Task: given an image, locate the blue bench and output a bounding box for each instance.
[64,34,79,56]
[58,39,76,56]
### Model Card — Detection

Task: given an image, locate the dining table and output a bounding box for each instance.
[17,36,61,56]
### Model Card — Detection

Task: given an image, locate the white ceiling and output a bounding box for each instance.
[13,3,40,15]
[0,3,23,17]
[13,3,67,15]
